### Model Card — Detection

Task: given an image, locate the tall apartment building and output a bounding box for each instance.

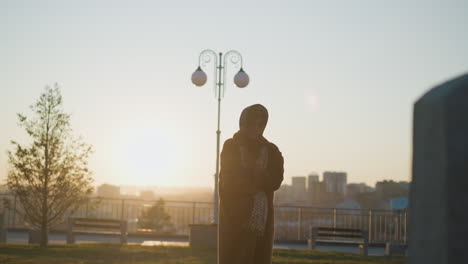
[291,176,307,202]
[323,171,347,194]
[307,173,321,205]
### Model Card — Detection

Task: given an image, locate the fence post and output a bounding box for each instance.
[308,226,318,249]
[361,229,369,256]
[394,211,400,242]
[297,207,302,240]
[120,220,128,244]
[403,210,407,244]
[397,210,402,242]
[333,208,337,229]
[120,199,125,220]
[192,202,196,224]
[368,209,372,242]
[66,218,75,244]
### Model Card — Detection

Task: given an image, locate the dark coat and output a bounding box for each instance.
[219,132,284,264]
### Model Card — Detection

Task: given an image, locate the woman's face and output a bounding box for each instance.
[242,119,264,139]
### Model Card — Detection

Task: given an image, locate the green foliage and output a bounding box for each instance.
[6,84,94,246]
[138,198,174,233]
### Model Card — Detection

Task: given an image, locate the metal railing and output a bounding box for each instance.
[0,194,407,244]
[274,206,407,243]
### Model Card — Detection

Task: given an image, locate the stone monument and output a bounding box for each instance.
[410,73,468,264]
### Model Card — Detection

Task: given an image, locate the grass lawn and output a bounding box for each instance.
[0,243,406,264]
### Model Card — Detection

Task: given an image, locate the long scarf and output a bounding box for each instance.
[238,137,269,236]
[236,104,270,236]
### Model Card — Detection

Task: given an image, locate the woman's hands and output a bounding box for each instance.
[253,167,268,189]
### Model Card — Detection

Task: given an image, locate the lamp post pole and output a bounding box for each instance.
[192,50,249,223]
[214,52,222,224]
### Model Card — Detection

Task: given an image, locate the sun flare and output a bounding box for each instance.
[112,125,181,186]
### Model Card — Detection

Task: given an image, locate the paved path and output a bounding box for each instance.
[6,232,387,255]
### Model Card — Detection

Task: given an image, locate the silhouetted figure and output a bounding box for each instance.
[219,104,284,264]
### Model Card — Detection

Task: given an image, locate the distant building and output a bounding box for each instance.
[375,180,409,201]
[97,184,120,198]
[336,200,361,210]
[347,183,370,193]
[307,173,321,206]
[276,171,386,208]
[398,181,410,190]
[346,183,373,200]
[292,176,306,191]
[275,171,410,209]
[320,171,347,206]
[139,190,155,200]
[308,173,319,185]
[323,171,347,194]
[274,184,293,205]
[291,176,307,202]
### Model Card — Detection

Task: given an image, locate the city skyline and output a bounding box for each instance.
[1,1,468,187]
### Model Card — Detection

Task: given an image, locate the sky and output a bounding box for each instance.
[1,0,467,188]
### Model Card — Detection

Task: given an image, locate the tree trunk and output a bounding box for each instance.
[40,221,48,247]
[41,111,49,248]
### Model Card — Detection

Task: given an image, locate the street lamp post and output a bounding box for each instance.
[192,50,249,223]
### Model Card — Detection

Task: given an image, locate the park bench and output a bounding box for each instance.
[66,217,128,244]
[385,241,407,256]
[307,226,369,256]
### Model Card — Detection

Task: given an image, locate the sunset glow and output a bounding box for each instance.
[2,1,467,189]
[110,125,183,186]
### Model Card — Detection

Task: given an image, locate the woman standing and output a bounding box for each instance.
[219,104,284,264]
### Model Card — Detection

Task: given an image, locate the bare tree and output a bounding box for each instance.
[7,84,93,247]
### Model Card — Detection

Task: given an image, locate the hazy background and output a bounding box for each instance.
[1,0,467,188]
